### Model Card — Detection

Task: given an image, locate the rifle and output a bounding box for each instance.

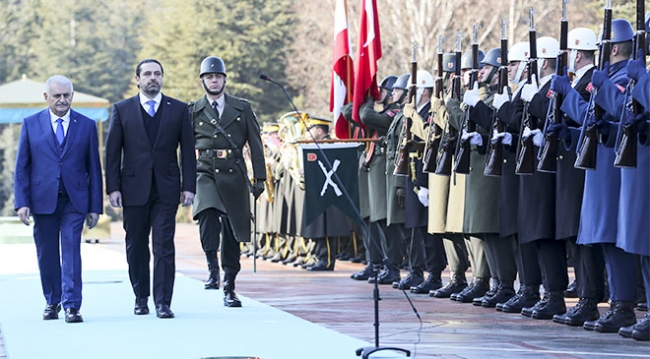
[484,18,509,177]
[393,43,418,176]
[537,0,570,173]
[575,0,612,170]
[614,0,646,168]
[515,7,538,175]
[435,32,463,176]
[423,35,445,173]
[454,23,480,175]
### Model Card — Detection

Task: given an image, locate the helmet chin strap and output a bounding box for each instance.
[415,87,424,107]
[514,61,526,83]
[567,49,578,73]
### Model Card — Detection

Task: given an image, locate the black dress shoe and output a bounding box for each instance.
[563,279,579,298]
[307,262,335,271]
[351,265,374,281]
[394,273,424,290]
[594,301,637,333]
[455,280,489,303]
[564,298,600,326]
[224,290,242,307]
[64,308,83,323]
[430,280,467,298]
[531,292,566,320]
[134,298,149,315]
[43,303,62,320]
[502,286,540,314]
[155,304,174,319]
[482,286,516,308]
[410,274,442,294]
[204,263,220,290]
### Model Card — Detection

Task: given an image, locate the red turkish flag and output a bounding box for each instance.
[330,0,355,139]
[351,0,382,125]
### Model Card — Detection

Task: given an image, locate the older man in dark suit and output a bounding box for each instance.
[14,75,103,323]
[105,58,196,319]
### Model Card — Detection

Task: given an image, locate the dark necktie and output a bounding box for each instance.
[212,101,220,119]
[56,118,65,145]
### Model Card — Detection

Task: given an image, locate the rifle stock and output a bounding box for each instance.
[515,8,538,175]
[538,3,570,173]
[575,0,612,170]
[423,35,445,173]
[454,24,480,175]
[484,18,509,177]
[614,0,645,168]
[435,32,463,176]
[394,44,418,176]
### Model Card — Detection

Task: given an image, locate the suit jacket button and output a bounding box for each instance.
[199,122,204,126]
[558,155,563,160]
[229,169,233,173]
[215,169,220,173]
[214,134,218,138]
[236,117,241,121]
[228,134,232,137]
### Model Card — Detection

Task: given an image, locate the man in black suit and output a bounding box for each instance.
[105,58,196,319]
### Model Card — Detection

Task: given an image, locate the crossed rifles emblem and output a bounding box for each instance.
[318,159,343,197]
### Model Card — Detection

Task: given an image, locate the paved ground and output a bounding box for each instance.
[2,221,649,358]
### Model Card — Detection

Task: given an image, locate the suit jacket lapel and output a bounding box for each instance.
[61,110,81,157]
[152,95,173,147]
[39,110,59,153]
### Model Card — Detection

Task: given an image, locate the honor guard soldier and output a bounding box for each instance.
[190,56,266,307]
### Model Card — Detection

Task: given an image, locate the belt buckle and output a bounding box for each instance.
[216,150,228,159]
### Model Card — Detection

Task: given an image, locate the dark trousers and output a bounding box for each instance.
[577,243,606,299]
[602,243,637,301]
[641,256,650,308]
[518,241,543,287]
[377,219,404,267]
[484,233,518,284]
[123,186,178,306]
[535,238,568,292]
[414,230,446,275]
[33,195,85,310]
[197,208,241,278]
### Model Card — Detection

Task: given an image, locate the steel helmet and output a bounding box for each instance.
[508,42,530,62]
[537,37,560,59]
[461,49,486,70]
[416,70,435,88]
[481,48,502,67]
[393,73,410,90]
[442,53,456,73]
[199,56,226,77]
[379,75,398,91]
[567,28,598,51]
[610,18,634,43]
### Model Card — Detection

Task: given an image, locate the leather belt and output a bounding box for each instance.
[199,149,233,159]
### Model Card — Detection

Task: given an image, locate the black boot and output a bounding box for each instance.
[563,279,579,298]
[455,277,490,303]
[223,275,242,308]
[411,272,442,294]
[473,279,500,306]
[593,301,637,333]
[374,265,400,285]
[204,253,220,290]
[394,269,424,290]
[631,313,650,341]
[501,285,540,314]
[560,297,600,326]
[532,291,566,320]
[482,284,516,308]
[430,272,467,298]
[351,264,374,281]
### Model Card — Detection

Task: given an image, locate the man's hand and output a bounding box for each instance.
[252,180,265,200]
[529,129,544,147]
[493,88,510,110]
[395,188,405,208]
[521,75,539,102]
[462,81,480,107]
[17,207,30,226]
[550,67,572,96]
[181,191,194,207]
[108,191,122,208]
[416,187,429,207]
[626,51,647,82]
[86,213,99,229]
[403,102,416,119]
[462,130,483,147]
[591,62,610,89]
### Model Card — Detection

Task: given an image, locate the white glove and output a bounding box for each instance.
[462,82,480,107]
[462,130,483,147]
[530,129,544,147]
[520,75,539,102]
[502,132,513,146]
[493,88,510,110]
[417,187,429,207]
[522,126,532,139]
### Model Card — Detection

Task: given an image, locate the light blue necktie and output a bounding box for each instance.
[55,118,65,145]
[146,100,156,117]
